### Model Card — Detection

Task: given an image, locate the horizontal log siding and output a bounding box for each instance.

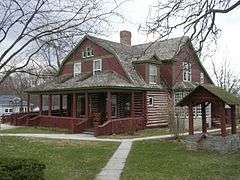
[147,91,169,124]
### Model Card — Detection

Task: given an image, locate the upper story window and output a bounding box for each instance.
[200,72,204,84]
[74,62,81,77]
[93,59,102,75]
[149,64,158,84]
[183,62,191,82]
[82,47,94,58]
[149,96,154,106]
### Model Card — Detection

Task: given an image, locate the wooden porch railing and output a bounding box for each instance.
[95,117,145,136]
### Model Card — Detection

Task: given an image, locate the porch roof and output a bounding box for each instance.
[26,71,163,93]
[177,84,240,106]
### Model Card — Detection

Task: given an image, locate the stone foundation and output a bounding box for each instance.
[183,134,240,154]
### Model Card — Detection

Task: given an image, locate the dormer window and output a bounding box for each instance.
[183,62,191,82]
[82,47,94,58]
[93,59,102,75]
[149,64,157,84]
[74,62,81,77]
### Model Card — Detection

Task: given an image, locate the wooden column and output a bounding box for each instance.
[231,105,237,134]
[188,103,194,135]
[85,92,89,118]
[67,94,72,116]
[59,94,63,116]
[27,94,30,113]
[219,101,227,137]
[72,93,77,118]
[201,102,207,134]
[39,94,43,115]
[142,91,147,122]
[131,92,135,117]
[48,94,52,116]
[106,91,112,121]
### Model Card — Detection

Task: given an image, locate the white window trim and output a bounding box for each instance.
[93,59,102,75]
[74,62,81,77]
[200,72,204,84]
[149,64,158,84]
[183,62,192,82]
[82,47,94,58]
[149,96,154,107]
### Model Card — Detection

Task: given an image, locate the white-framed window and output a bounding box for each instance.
[174,91,184,105]
[82,47,94,58]
[93,59,102,75]
[5,109,8,113]
[74,62,81,77]
[149,64,158,84]
[194,105,202,118]
[200,72,204,84]
[183,62,191,82]
[149,96,154,106]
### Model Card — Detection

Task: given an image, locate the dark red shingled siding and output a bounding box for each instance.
[59,38,127,78]
[174,44,212,84]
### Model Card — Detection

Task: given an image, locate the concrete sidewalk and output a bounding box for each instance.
[95,140,132,180]
[0,127,227,142]
[0,124,19,131]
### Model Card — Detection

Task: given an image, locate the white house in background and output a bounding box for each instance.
[0,95,34,116]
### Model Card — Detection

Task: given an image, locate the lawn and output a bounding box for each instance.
[100,128,170,139]
[0,136,119,180]
[0,126,71,134]
[122,140,240,180]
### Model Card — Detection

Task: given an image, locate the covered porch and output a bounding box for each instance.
[20,89,147,136]
[177,84,239,137]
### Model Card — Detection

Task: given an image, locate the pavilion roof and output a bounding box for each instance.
[177,84,240,106]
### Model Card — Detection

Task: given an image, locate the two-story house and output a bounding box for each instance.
[23,30,213,135]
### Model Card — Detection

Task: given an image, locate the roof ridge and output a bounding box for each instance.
[132,36,189,47]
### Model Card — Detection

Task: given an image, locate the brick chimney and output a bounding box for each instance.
[120,30,131,46]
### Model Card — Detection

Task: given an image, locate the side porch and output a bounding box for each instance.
[2,90,147,136]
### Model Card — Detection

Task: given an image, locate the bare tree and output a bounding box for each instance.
[0,0,124,84]
[143,0,240,53]
[212,59,240,95]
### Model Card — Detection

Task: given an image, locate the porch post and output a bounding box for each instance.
[72,93,77,118]
[142,91,147,123]
[219,101,227,137]
[48,94,52,116]
[201,102,207,134]
[67,94,72,116]
[59,94,63,116]
[39,94,43,115]
[188,103,194,135]
[27,94,30,113]
[131,92,135,117]
[107,91,112,120]
[85,92,88,118]
[231,105,237,134]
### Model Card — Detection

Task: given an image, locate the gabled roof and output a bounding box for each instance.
[177,84,240,106]
[0,95,30,107]
[28,34,212,93]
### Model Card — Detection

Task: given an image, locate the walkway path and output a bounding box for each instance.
[0,124,19,131]
[95,140,132,180]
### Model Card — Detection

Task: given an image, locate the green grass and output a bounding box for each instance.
[122,140,240,180]
[0,136,119,180]
[0,127,71,134]
[100,128,170,139]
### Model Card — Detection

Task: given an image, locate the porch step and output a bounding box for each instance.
[146,122,168,129]
[81,128,95,135]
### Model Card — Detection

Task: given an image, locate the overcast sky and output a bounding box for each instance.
[106,0,240,79]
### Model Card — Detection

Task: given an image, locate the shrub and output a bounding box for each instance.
[0,158,46,180]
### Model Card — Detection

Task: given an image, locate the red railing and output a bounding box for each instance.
[95,117,145,136]
[1,112,28,125]
[27,115,88,133]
